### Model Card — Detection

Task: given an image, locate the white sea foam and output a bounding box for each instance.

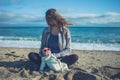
[72,43,120,51]
[0,36,39,41]
[0,40,40,48]
[0,40,120,51]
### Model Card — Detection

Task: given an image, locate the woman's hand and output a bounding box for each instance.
[53,53,60,57]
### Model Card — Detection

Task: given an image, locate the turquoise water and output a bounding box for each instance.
[0,26,120,51]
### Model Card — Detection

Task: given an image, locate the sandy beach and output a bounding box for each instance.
[0,47,120,80]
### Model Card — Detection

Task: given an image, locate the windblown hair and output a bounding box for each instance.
[46,8,72,34]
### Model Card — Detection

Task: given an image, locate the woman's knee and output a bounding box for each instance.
[71,54,79,61]
[28,52,39,61]
[61,54,79,66]
[28,52,35,59]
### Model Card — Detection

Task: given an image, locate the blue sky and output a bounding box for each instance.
[0,0,120,27]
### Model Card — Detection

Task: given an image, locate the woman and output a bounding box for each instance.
[28,8,78,70]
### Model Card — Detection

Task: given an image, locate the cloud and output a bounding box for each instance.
[0,11,120,27]
[67,12,120,27]
[56,9,120,27]
[0,11,46,26]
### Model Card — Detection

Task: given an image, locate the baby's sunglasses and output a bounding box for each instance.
[43,48,50,52]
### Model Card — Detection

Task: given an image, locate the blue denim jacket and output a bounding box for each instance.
[39,27,71,57]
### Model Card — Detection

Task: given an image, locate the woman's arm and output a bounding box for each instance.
[39,28,49,55]
[39,30,45,54]
[56,29,71,57]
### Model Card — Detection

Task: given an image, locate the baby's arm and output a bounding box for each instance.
[39,57,46,71]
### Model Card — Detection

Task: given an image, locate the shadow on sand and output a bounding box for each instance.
[0,60,39,72]
[100,66,120,79]
[0,60,100,80]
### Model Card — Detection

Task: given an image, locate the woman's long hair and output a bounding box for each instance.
[46,8,72,34]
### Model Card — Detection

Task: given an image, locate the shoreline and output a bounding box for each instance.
[0,47,120,80]
[1,46,120,51]
[0,40,120,51]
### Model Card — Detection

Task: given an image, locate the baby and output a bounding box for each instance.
[39,47,69,72]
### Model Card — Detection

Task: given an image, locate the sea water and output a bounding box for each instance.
[0,26,120,51]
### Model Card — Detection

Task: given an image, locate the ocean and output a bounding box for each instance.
[0,26,120,51]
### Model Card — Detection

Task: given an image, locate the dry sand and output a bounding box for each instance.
[0,47,120,80]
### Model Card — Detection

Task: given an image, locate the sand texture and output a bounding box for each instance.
[0,47,120,80]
